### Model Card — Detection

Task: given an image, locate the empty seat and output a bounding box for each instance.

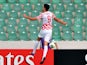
[52,0,61,4]
[20,10,29,18]
[74,0,83,4]
[9,10,18,18]
[19,0,28,3]
[0,10,8,19]
[7,18,17,26]
[64,10,73,18]
[0,31,7,41]
[14,3,22,12]
[31,10,39,17]
[2,3,12,12]
[77,3,86,12]
[17,25,27,33]
[8,31,18,41]
[0,0,6,3]
[52,27,61,41]
[66,3,75,12]
[54,10,62,18]
[63,18,72,26]
[0,18,5,27]
[19,31,29,40]
[29,31,38,40]
[34,3,42,11]
[41,0,50,4]
[6,25,16,33]
[63,0,72,4]
[18,18,28,27]
[74,32,83,41]
[56,3,65,12]
[30,0,39,4]
[24,3,32,12]
[62,30,72,40]
[8,0,17,3]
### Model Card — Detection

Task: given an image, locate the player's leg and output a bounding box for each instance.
[31,37,41,55]
[40,32,52,64]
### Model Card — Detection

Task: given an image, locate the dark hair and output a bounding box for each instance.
[44,4,50,11]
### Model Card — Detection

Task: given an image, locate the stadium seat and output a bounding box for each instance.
[48,3,54,11]
[9,10,18,18]
[74,32,83,41]
[17,25,27,33]
[0,10,8,19]
[19,31,29,40]
[52,0,61,4]
[31,10,39,17]
[77,3,86,12]
[52,20,60,27]
[34,3,42,11]
[53,25,61,41]
[62,30,72,40]
[19,0,28,3]
[20,10,29,18]
[64,10,73,18]
[18,18,28,27]
[0,0,6,3]
[63,18,72,26]
[24,3,32,12]
[0,31,7,41]
[29,31,38,40]
[30,0,39,4]
[2,3,12,12]
[74,0,83,4]
[8,31,18,41]
[6,25,16,33]
[85,32,87,40]
[41,0,50,4]
[63,0,72,4]
[28,21,39,32]
[56,3,65,12]
[8,0,17,3]
[14,3,22,12]
[74,17,83,25]
[62,26,71,32]
[54,10,62,18]
[73,24,83,33]
[66,3,75,12]
[0,18,5,27]
[7,18,17,26]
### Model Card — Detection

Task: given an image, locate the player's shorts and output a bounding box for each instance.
[38,29,52,43]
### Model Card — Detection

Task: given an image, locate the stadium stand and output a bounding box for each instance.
[0,0,87,41]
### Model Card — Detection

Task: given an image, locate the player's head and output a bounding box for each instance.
[43,4,50,12]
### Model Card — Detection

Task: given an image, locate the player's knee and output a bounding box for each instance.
[44,41,48,46]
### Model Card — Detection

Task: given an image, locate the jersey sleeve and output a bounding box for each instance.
[36,13,42,21]
[52,13,56,19]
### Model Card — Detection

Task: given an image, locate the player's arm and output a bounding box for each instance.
[54,17,67,25]
[23,14,37,21]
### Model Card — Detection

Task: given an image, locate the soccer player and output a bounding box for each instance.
[23,4,67,64]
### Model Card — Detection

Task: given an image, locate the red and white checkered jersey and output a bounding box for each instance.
[37,11,56,30]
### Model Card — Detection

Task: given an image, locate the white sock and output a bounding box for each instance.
[42,45,48,60]
[32,41,39,54]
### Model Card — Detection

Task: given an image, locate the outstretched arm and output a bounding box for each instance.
[23,14,37,21]
[54,17,67,25]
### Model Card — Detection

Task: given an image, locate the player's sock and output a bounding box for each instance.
[31,41,39,55]
[40,45,48,64]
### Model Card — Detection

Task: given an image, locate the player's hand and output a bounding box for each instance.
[64,22,67,26]
[23,14,27,18]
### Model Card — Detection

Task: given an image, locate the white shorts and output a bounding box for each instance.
[38,29,52,43]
